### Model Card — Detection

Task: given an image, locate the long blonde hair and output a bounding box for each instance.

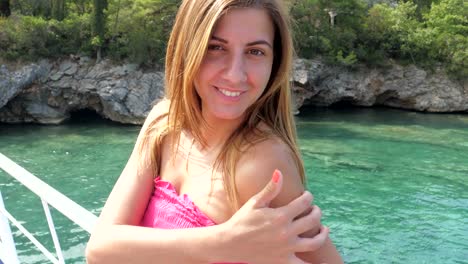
[141,0,305,211]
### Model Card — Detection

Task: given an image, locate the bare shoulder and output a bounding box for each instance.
[145,98,170,124]
[235,133,304,208]
[135,99,170,141]
[133,97,170,163]
[93,99,170,226]
[235,131,344,263]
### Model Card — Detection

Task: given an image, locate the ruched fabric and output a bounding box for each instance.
[140,177,247,264]
[140,177,217,228]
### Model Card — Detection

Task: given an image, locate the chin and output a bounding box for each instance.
[213,111,246,121]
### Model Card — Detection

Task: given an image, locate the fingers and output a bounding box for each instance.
[280,190,313,220]
[294,225,330,253]
[251,169,283,208]
[291,205,322,236]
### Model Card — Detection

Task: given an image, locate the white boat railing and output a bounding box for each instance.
[0,152,98,264]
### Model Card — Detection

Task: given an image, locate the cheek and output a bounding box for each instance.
[194,66,210,94]
[196,60,218,86]
[250,62,273,91]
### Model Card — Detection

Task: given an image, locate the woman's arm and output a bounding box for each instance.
[86,173,328,264]
[86,100,328,264]
[236,138,344,264]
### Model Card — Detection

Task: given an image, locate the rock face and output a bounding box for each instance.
[0,58,165,124]
[0,62,50,109]
[0,58,466,125]
[292,59,467,113]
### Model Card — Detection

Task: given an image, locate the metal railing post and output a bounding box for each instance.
[0,191,20,264]
[0,153,98,263]
[41,200,65,264]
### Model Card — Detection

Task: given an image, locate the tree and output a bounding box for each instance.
[0,0,10,17]
[106,0,178,65]
[92,0,107,62]
[69,0,91,15]
[407,0,440,18]
[422,0,467,76]
[51,0,66,20]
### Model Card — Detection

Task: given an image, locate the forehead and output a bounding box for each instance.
[212,8,274,42]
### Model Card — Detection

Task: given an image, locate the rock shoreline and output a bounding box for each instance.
[0,58,466,124]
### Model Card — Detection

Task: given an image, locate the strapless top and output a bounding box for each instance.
[140,177,247,264]
[140,177,217,228]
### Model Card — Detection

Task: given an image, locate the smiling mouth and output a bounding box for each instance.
[215,86,242,97]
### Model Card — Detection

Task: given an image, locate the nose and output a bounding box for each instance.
[223,52,247,84]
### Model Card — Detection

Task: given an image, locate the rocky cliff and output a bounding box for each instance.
[0,58,164,124]
[0,58,466,124]
[292,59,467,113]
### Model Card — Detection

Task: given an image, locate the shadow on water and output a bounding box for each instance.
[0,108,139,142]
[297,105,468,129]
[66,108,138,127]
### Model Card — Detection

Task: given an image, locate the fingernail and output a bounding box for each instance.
[272,169,280,183]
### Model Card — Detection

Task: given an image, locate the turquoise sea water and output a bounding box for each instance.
[0,107,467,263]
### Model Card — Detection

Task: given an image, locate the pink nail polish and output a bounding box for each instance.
[272,169,280,183]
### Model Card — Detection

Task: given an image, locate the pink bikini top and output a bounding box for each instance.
[140,177,217,229]
[140,177,247,264]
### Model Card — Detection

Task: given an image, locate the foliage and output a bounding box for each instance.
[0,13,92,60]
[363,0,467,76]
[0,0,466,78]
[105,0,179,66]
[421,0,467,76]
[92,0,106,39]
[0,0,11,17]
[336,50,358,66]
[363,2,422,64]
[91,0,107,60]
[51,0,66,20]
[290,0,367,66]
[10,0,51,17]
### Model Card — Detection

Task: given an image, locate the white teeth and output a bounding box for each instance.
[218,88,241,97]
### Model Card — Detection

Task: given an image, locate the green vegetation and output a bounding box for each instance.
[91,0,107,61]
[291,0,467,77]
[0,0,466,77]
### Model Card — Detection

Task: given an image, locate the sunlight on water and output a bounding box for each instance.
[1,108,467,263]
[297,108,468,264]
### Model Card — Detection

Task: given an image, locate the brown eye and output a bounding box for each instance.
[208,44,224,51]
[248,49,265,56]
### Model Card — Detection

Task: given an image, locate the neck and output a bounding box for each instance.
[199,110,244,151]
[180,118,240,167]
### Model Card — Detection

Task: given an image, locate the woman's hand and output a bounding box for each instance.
[217,170,329,264]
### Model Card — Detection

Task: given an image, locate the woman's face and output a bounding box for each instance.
[194,7,275,123]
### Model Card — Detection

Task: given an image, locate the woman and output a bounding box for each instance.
[86,0,343,263]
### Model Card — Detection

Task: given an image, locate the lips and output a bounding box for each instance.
[214,86,243,97]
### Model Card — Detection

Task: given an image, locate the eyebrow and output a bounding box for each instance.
[211,35,273,49]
